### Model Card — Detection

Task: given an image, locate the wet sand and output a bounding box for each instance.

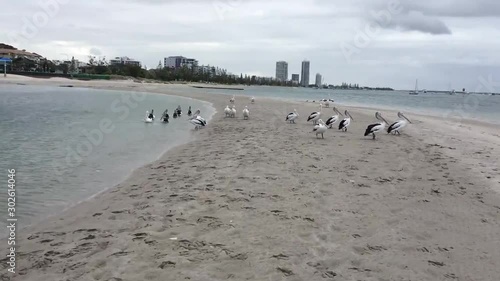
[1,76,500,281]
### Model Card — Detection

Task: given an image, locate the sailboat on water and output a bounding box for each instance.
[409,79,419,95]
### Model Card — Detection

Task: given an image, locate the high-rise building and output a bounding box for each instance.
[315,73,322,87]
[291,74,300,84]
[300,60,310,87]
[275,61,288,81]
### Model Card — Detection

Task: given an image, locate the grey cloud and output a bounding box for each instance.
[387,11,452,35]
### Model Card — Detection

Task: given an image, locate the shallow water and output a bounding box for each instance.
[0,85,214,231]
[170,85,500,125]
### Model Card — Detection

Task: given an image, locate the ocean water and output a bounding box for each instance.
[0,85,214,232]
[170,85,500,125]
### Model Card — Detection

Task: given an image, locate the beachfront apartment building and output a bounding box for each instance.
[109,56,141,67]
[275,61,288,81]
[301,60,310,87]
[164,56,199,69]
[315,73,322,87]
[291,74,300,84]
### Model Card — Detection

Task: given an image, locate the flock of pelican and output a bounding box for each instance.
[302,102,411,139]
[186,94,411,140]
[223,95,255,120]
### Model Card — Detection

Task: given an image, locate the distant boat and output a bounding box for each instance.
[409,79,419,95]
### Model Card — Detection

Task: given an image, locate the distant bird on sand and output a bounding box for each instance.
[307,104,322,125]
[286,109,299,123]
[364,112,389,140]
[338,110,353,132]
[243,106,249,120]
[325,107,343,129]
[313,119,327,139]
[387,112,412,135]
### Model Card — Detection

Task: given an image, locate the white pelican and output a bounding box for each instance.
[323,100,330,108]
[307,104,322,125]
[230,105,237,118]
[251,97,255,104]
[313,119,327,139]
[364,112,389,140]
[338,110,353,132]
[325,107,343,129]
[387,112,412,135]
[224,105,231,117]
[285,109,299,124]
[243,106,249,120]
[144,111,153,123]
[187,106,192,116]
[230,95,235,104]
[189,117,206,130]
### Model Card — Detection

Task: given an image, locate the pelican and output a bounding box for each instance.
[161,109,169,123]
[322,99,330,108]
[338,110,353,132]
[189,117,206,130]
[148,109,155,120]
[176,106,182,116]
[173,111,178,119]
[307,104,322,125]
[325,107,343,129]
[187,106,192,116]
[144,111,153,123]
[285,109,299,124]
[387,112,412,135]
[230,105,237,118]
[251,97,255,104]
[224,105,231,117]
[364,112,389,140]
[230,95,235,104]
[243,106,249,120]
[313,119,327,139]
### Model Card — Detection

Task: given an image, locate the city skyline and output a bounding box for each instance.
[2,1,500,90]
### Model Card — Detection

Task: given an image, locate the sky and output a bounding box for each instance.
[2,0,500,90]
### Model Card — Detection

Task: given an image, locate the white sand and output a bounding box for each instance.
[1,75,499,281]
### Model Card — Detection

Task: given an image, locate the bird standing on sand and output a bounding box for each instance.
[338,110,353,132]
[230,95,235,104]
[224,105,231,117]
[286,109,299,124]
[325,107,343,129]
[307,104,322,125]
[387,112,412,135]
[251,97,255,104]
[364,112,389,140]
[313,119,327,139]
[230,105,237,118]
[188,106,192,116]
[243,106,250,120]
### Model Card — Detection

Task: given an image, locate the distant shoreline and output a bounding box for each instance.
[190,85,245,90]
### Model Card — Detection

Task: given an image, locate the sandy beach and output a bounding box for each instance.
[1,76,500,281]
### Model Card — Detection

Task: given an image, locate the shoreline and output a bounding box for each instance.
[1,76,500,280]
[0,84,218,237]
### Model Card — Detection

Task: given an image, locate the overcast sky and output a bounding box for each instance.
[2,0,500,90]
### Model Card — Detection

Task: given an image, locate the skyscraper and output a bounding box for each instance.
[315,73,322,87]
[275,61,288,81]
[291,74,300,84]
[301,60,310,87]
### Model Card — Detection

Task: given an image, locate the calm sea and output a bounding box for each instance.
[0,85,214,232]
[169,85,500,125]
